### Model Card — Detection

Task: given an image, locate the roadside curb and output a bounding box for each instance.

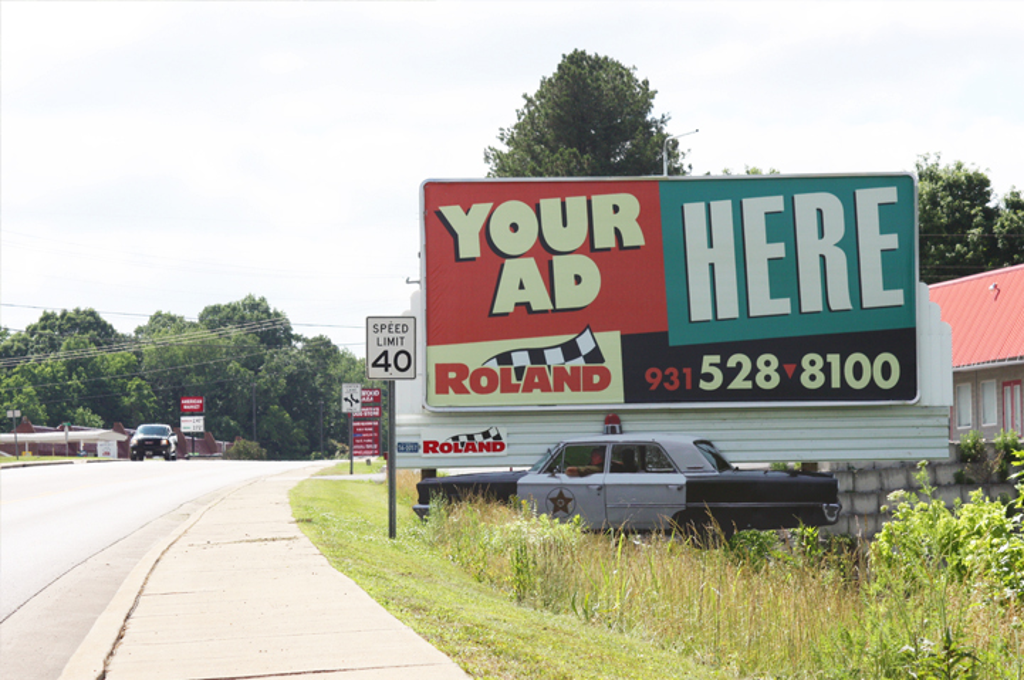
[0,458,123,470]
[56,476,262,680]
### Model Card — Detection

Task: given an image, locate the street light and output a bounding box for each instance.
[662,128,699,176]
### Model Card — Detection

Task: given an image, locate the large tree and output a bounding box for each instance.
[917,154,1023,283]
[485,49,684,177]
[0,308,125,359]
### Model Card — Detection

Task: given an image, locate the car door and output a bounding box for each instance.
[517,443,608,528]
[604,444,687,530]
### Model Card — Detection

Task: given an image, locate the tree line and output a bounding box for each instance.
[0,295,372,459]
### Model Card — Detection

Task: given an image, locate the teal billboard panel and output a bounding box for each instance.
[659,174,916,347]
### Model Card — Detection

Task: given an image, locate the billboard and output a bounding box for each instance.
[423,174,918,410]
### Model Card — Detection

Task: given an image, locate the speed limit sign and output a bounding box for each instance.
[366,317,416,380]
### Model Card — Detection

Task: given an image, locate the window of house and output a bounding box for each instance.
[1005,380,1022,433]
[956,383,972,429]
[981,380,997,426]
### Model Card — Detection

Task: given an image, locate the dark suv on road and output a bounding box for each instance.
[130,424,177,461]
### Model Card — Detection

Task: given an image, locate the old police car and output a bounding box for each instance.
[414,433,841,534]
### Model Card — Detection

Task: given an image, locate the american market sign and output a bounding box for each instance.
[422,174,918,410]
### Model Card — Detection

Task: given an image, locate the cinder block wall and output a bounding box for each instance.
[823,443,1019,538]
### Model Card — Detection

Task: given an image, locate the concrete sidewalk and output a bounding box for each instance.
[61,466,468,680]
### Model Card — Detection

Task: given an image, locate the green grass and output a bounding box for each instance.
[311,458,386,476]
[290,472,730,680]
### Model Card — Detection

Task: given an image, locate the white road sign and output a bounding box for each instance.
[342,383,362,413]
[181,416,205,433]
[366,316,416,380]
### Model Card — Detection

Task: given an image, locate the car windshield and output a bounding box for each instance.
[529,448,554,473]
[695,441,733,472]
[138,425,170,436]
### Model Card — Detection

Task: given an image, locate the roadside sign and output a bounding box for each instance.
[366,317,416,380]
[342,384,362,413]
[352,419,381,456]
[181,416,205,433]
[180,396,205,413]
[97,440,117,459]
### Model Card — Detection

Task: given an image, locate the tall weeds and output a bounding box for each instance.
[420,463,1024,679]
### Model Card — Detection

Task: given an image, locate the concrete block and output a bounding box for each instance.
[880,466,910,491]
[850,492,880,516]
[833,470,855,493]
[934,463,961,486]
[853,470,882,493]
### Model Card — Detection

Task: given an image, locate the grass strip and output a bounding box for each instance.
[290,470,731,680]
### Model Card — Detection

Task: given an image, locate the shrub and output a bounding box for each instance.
[993,429,1020,481]
[958,429,985,463]
[224,438,267,460]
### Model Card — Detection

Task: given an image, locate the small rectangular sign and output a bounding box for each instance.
[181,416,205,433]
[97,440,117,459]
[354,406,381,419]
[342,384,362,413]
[180,396,205,413]
[366,317,416,380]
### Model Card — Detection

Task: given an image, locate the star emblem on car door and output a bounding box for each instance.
[547,488,575,516]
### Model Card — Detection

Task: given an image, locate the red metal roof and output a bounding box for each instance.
[929,263,1024,368]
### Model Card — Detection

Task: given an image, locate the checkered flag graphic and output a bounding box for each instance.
[446,427,503,445]
[483,326,605,381]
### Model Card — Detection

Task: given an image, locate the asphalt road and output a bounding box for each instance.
[0,458,326,680]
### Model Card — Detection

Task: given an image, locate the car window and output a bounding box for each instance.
[696,441,732,472]
[610,445,640,473]
[640,446,677,473]
[543,444,606,476]
[529,448,554,473]
[139,425,169,436]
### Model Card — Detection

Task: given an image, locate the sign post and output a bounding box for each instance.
[342,383,362,475]
[367,317,416,539]
[7,409,20,457]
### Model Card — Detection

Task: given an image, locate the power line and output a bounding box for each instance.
[0,317,291,369]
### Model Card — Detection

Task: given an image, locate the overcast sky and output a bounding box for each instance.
[2,1,1022,356]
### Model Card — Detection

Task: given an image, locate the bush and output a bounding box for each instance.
[958,429,985,463]
[993,429,1020,481]
[224,438,267,460]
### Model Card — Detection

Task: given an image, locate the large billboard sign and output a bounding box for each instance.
[422,174,918,410]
